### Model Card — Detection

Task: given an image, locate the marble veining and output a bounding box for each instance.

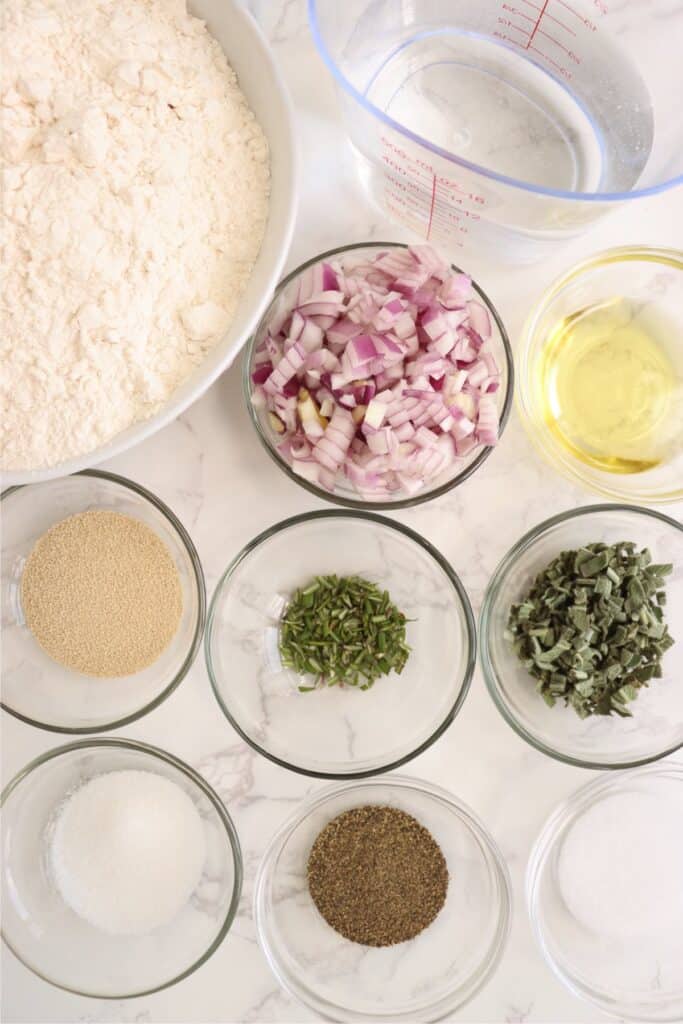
[2,0,683,1021]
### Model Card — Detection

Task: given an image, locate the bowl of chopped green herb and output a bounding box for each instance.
[205,510,475,778]
[480,504,683,769]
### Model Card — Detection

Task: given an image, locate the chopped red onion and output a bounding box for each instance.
[292,459,320,484]
[251,363,272,386]
[252,245,503,498]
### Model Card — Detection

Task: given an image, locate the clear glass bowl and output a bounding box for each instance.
[517,246,683,504]
[480,504,683,769]
[1,470,206,733]
[1,739,242,998]
[255,774,511,1022]
[243,242,513,509]
[205,510,475,777]
[527,762,683,1022]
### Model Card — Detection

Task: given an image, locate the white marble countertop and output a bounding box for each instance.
[2,1,682,1021]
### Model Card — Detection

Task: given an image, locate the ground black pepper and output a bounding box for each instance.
[307,805,449,947]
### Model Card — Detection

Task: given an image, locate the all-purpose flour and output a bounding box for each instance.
[0,0,270,470]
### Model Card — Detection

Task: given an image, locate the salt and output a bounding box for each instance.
[558,789,683,941]
[49,770,206,936]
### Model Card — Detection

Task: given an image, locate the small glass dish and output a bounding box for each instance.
[527,762,683,1022]
[480,504,683,769]
[255,774,511,1022]
[517,246,683,504]
[243,242,513,510]
[205,510,475,777]
[1,738,242,998]
[1,470,205,733]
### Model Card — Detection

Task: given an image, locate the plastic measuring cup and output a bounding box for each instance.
[309,0,683,261]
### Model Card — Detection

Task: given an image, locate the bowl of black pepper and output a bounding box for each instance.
[254,774,511,1022]
[480,504,683,769]
[205,510,475,778]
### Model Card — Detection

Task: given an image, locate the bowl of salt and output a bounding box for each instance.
[1,739,242,997]
[527,761,683,1022]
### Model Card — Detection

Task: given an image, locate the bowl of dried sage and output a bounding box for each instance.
[480,504,683,769]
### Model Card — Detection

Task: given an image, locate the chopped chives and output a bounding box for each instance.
[279,574,412,692]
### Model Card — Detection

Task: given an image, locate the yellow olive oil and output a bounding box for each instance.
[538,299,679,474]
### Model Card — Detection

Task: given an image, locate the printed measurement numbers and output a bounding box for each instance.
[381,136,486,246]
[494,0,606,81]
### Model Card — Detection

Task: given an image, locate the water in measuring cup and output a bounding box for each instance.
[363,29,651,195]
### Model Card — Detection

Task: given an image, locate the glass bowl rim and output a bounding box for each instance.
[254,771,512,1022]
[516,244,683,505]
[242,240,514,511]
[204,508,477,779]
[479,501,683,770]
[0,736,243,1000]
[0,468,207,735]
[526,760,683,1021]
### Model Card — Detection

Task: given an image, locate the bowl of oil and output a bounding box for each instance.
[517,247,683,504]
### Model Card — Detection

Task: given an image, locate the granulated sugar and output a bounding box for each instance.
[49,770,206,935]
[21,510,183,676]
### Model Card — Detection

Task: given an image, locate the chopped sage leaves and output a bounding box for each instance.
[279,574,411,691]
[505,541,674,718]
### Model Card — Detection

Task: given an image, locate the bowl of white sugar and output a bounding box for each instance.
[0,0,296,484]
[1,739,242,997]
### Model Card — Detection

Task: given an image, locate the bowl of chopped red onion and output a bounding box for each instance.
[244,243,513,508]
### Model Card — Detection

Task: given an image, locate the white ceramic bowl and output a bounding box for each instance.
[4,0,297,487]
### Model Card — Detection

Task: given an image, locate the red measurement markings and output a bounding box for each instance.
[436,181,486,204]
[529,44,572,77]
[380,135,486,243]
[537,28,577,58]
[384,199,467,246]
[426,173,437,240]
[430,205,470,237]
[502,3,535,22]
[556,0,598,30]
[494,28,525,45]
[543,10,576,34]
[385,202,423,230]
[499,0,578,43]
[495,0,589,76]
[526,0,550,47]
[498,15,533,34]
[384,175,429,205]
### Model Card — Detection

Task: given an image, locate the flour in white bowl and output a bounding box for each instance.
[0,0,270,470]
